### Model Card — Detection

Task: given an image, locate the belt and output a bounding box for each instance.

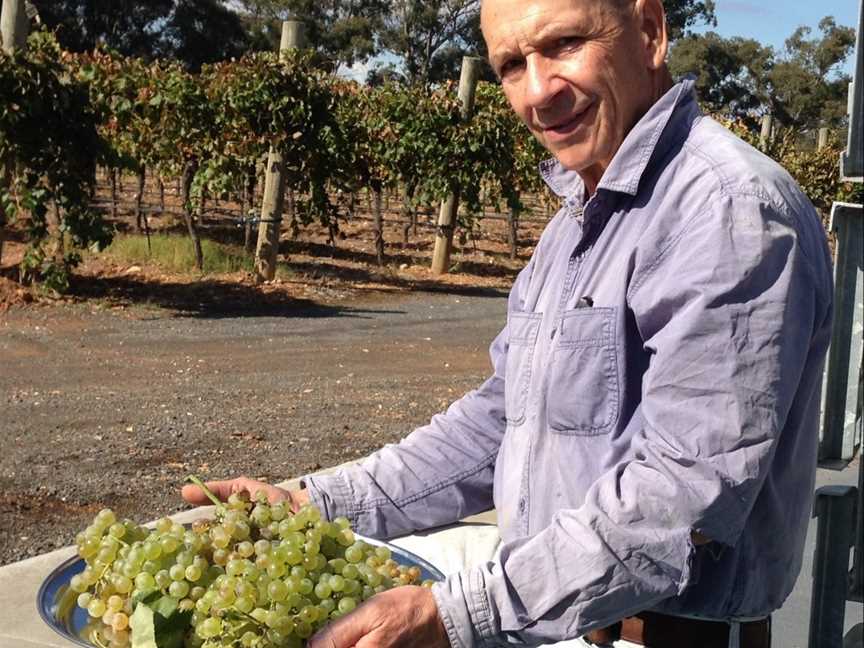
[584,612,771,648]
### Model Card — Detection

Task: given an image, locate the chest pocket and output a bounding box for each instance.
[547,307,620,435]
[505,311,543,426]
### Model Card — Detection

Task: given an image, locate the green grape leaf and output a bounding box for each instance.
[150,594,180,619]
[130,596,191,648]
[130,604,158,648]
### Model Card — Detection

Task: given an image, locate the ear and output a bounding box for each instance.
[634,0,668,70]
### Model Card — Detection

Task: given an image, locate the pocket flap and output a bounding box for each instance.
[558,307,614,346]
[509,311,543,346]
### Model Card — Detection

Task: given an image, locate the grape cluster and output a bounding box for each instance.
[70,491,432,648]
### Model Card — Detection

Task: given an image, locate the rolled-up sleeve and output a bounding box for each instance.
[304,262,536,540]
[432,194,832,646]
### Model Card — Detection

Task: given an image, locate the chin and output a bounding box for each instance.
[551,147,595,172]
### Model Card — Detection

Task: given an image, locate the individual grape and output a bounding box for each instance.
[112,612,129,632]
[226,559,246,577]
[235,595,255,613]
[196,617,221,639]
[108,523,126,539]
[267,579,288,602]
[345,544,364,563]
[87,598,107,618]
[77,592,93,608]
[319,598,336,615]
[70,574,88,593]
[155,570,171,589]
[342,564,359,580]
[159,536,179,554]
[97,509,117,527]
[112,575,133,594]
[169,565,186,581]
[175,550,194,567]
[212,547,230,566]
[338,597,357,614]
[169,580,190,599]
[142,560,160,575]
[184,564,202,582]
[329,575,345,592]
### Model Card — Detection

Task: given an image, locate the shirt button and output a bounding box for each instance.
[518,499,526,514]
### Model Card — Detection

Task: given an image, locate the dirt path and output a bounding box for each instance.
[0,290,507,565]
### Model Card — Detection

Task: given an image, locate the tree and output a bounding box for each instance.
[30,0,172,59]
[32,0,252,72]
[378,0,715,87]
[378,0,480,87]
[768,17,855,128]
[232,0,387,72]
[664,0,716,41]
[668,33,772,118]
[669,16,855,130]
[159,0,252,72]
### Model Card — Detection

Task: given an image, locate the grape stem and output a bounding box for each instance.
[185,475,223,507]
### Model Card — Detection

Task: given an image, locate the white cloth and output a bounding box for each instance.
[389,522,644,648]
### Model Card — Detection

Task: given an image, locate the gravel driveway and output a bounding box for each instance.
[0,289,508,566]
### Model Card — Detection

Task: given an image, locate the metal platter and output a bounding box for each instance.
[38,536,445,647]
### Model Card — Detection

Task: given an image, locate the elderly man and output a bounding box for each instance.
[184,0,834,646]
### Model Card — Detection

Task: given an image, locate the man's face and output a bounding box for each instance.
[482,0,655,182]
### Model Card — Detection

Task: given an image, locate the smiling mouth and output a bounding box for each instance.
[539,102,594,136]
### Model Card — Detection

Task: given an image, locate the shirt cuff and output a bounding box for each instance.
[432,567,501,648]
[302,470,356,524]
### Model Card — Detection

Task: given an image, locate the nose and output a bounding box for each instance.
[523,54,567,111]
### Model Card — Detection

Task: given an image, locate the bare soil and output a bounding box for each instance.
[0,174,550,566]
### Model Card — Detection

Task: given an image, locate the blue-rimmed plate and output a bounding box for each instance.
[38,536,445,647]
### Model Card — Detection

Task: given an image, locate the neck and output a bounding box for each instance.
[580,67,675,196]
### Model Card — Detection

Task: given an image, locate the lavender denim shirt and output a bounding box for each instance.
[305,79,834,646]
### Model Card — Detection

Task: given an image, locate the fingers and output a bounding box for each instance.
[308,607,371,648]
[181,479,235,504]
[180,477,290,506]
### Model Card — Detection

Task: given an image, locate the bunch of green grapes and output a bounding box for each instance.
[70,488,432,648]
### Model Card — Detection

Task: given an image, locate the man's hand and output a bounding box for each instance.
[308,586,450,648]
[180,476,309,511]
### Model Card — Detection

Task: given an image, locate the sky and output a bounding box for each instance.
[338,0,862,82]
[692,0,861,75]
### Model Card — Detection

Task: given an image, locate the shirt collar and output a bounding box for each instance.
[538,77,698,201]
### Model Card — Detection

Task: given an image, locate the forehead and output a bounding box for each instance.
[481,0,623,51]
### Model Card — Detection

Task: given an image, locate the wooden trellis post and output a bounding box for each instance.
[431,57,482,276]
[0,0,27,54]
[254,20,304,283]
[759,113,773,149]
[0,0,28,267]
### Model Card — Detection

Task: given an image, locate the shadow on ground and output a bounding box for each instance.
[66,273,406,320]
[280,238,525,276]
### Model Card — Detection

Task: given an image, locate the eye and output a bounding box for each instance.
[499,57,525,79]
[553,36,583,51]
